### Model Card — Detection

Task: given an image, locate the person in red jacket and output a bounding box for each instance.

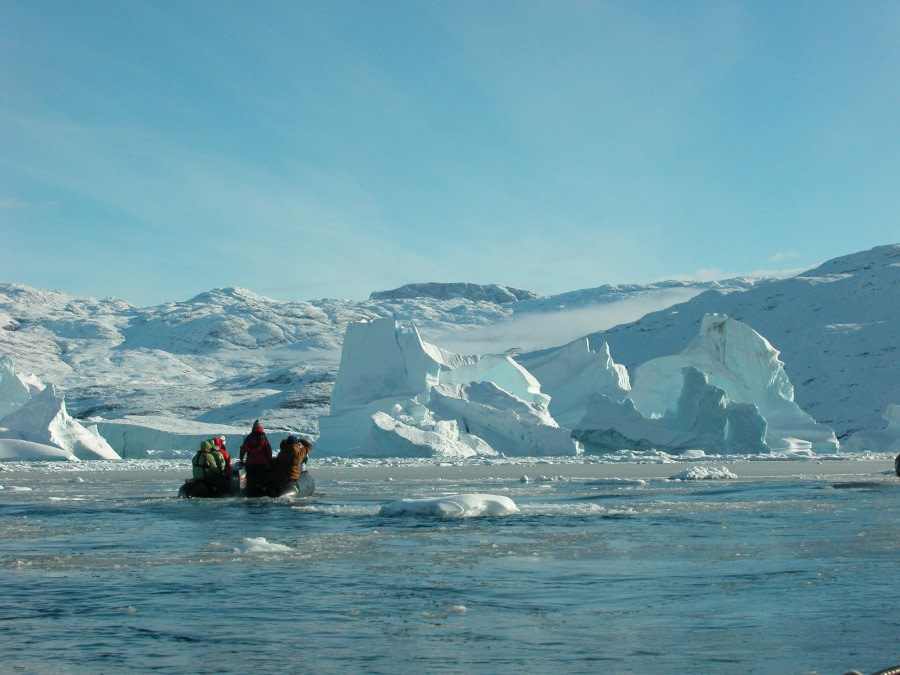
[213,435,232,478]
[239,420,272,496]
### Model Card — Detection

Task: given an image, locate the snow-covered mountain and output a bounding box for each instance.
[0,277,758,434]
[0,243,896,457]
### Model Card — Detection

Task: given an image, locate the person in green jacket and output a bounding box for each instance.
[192,439,226,484]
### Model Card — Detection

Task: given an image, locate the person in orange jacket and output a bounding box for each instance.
[266,436,311,496]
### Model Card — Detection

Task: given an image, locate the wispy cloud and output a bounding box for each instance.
[423,288,703,355]
[768,251,799,264]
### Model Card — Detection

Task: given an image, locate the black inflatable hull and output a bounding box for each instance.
[276,472,315,498]
[179,472,314,499]
[178,478,239,499]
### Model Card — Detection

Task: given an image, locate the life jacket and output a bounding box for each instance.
[192,441,225,480]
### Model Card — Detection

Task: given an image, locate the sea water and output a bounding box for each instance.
[0,460,897,674]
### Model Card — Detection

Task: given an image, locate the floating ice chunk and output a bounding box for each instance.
[441,604,467,614]
[668,466,737,480]
[584,478,647,487]
[378,493,520,517]
[233,537,294,554]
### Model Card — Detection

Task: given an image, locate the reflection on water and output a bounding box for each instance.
[0,466,897,673]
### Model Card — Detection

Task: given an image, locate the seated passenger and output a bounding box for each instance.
[213,435,232,478]
[266,436,312,496]
[192,439,226,485]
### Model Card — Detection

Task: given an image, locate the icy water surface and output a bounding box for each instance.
[0,461,897,674]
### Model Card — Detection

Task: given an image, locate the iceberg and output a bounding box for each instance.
[316,318,577,457]
[629,314,838,453]
[0,438,78,461]
[574,315,838,454]
[0,383,121,460]
[94,416,246,459]
[515,338,630,428]
[574,367,769,455]
[0,355,39,419]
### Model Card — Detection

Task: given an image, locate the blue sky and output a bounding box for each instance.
[2,0,897,306]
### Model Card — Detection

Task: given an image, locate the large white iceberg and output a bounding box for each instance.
[575,314,838,454]
[0,438,78,461]
[94,416,246,459]
[316,318,577,457]
[1,383,121,460]
[575,367,768,454]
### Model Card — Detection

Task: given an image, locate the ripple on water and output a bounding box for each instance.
[0,466,896,674]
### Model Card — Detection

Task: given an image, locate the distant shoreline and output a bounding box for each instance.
[3,457,895,482]
[313,458,896,482]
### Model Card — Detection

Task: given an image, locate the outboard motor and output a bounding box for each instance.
[234,463,248,495]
